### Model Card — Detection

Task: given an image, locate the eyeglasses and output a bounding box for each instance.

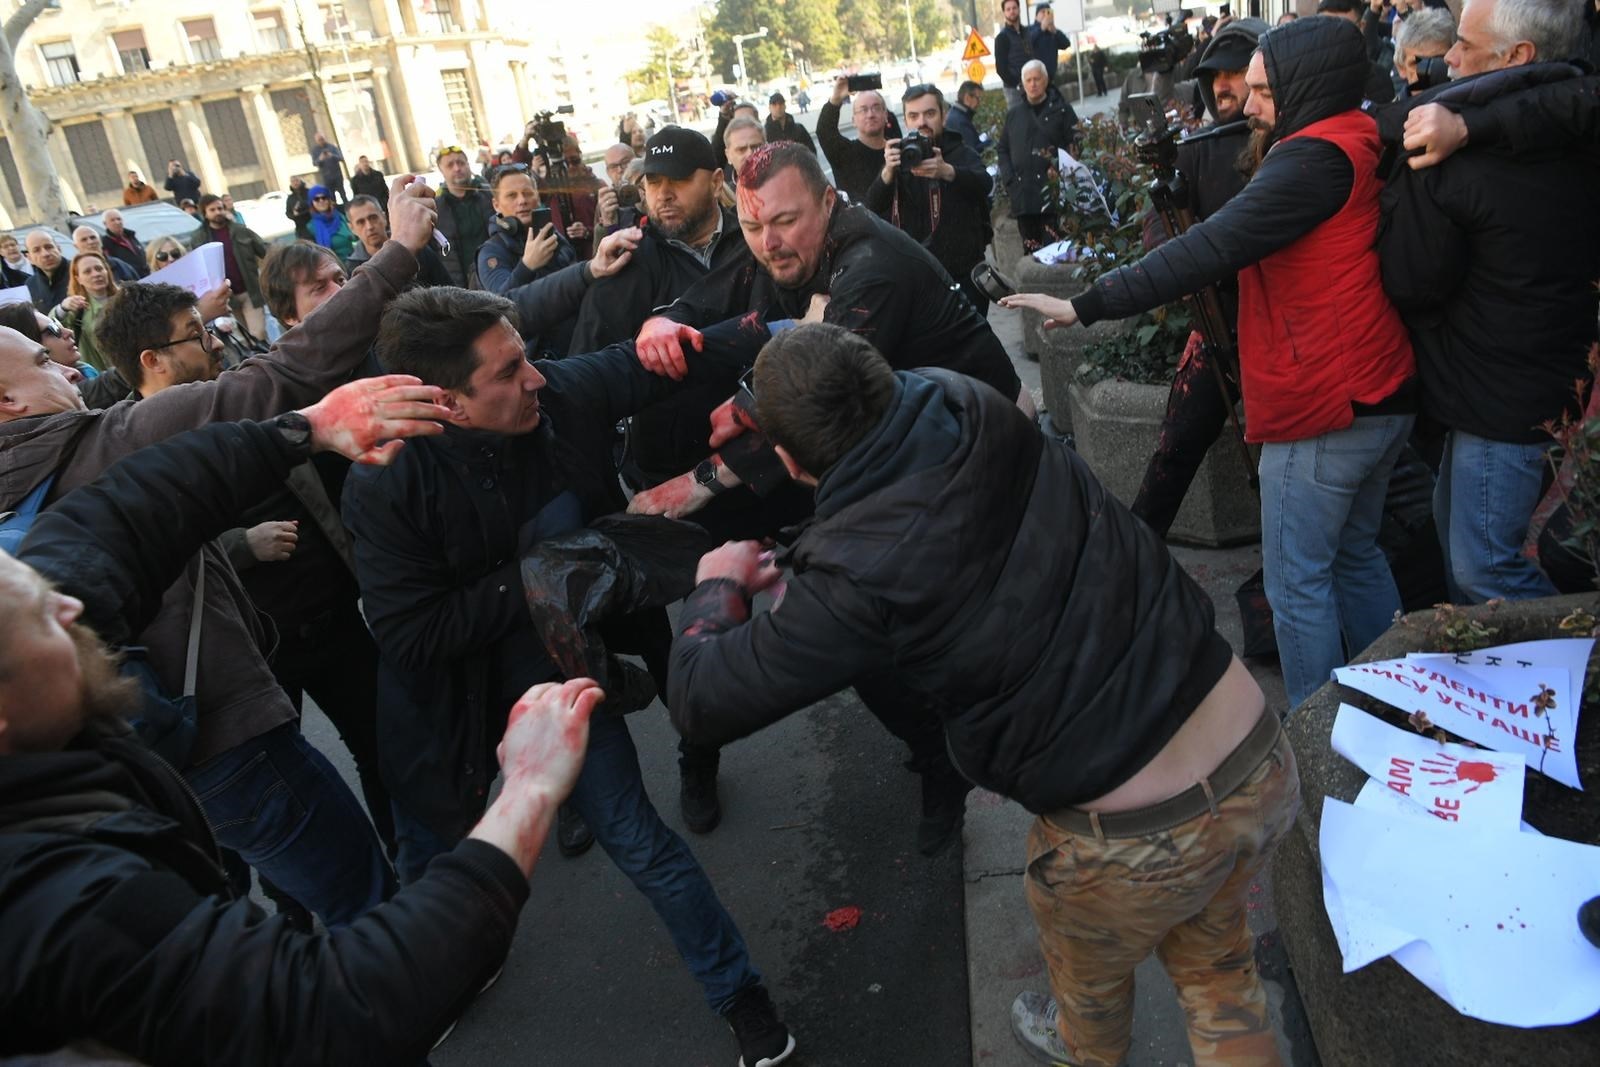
[149,329,218,353]
[153,249,183,263]
[439,145,469,161]
[39,319,65,339]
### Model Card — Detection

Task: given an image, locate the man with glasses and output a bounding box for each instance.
[434,144,496,288]
[818,78,894,203]
[0,176,442,934]
[865,83,995,315]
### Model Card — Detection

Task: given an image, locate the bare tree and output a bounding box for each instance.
[0,0,68,226]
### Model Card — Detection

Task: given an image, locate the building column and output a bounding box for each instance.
[244,85,292,191]
[510,60,533,134]
[45,127,84,216]
[102,109,146,184]
[369,65,413,173]
[174,98,226,197]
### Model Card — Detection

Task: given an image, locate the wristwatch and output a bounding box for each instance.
[694,459,725,496]
[272,410,313,454]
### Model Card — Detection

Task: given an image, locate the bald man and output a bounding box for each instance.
[819,77,899,203]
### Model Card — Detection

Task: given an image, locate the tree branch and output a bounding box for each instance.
[5,0,57,53]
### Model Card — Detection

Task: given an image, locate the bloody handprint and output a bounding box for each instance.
[298,374,450,464]
[1420,752,1501,795]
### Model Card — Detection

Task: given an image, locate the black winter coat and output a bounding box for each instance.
[4,418,527,1066]
[997,88,1079,217]
[660,202,1021,402]
[478,215,580,354]
[570,209,749,485]
[669,371,1233,811]
[817,101,889,204]
[864,129,994,289]
[341,329,766,839]
[1379,63,1600,443]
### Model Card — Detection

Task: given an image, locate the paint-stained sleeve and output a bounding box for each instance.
[668,575,893,747]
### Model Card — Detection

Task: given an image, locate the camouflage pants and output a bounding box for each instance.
[1023,728,1300,1067]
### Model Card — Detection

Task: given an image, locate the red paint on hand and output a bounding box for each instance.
[823,905,863,932]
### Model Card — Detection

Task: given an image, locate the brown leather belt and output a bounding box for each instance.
[1049,708,1282,840]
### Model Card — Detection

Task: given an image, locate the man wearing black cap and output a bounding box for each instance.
[1128,17,1268,539]
[763,93,816,154]
[570,125,753,835]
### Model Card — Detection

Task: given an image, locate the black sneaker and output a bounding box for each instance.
[916,766,975,857]
[556,803,595,858]
[723,985,796,1067]
[680,759,722,835]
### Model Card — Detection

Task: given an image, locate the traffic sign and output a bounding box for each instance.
[966,58,986,82]
[961,28,991,61]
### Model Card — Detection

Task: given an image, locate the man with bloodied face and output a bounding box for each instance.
[625,141,1032,858]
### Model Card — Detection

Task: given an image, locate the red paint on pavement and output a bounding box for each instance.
[823,905,863,932]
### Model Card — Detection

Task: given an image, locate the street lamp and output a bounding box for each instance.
[732,26,768,97]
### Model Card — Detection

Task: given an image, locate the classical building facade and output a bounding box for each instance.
[3,0,631,225]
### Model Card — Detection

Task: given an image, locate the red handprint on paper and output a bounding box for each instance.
[1420,753,1500,795]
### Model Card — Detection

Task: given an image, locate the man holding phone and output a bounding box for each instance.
[818,75,895,203]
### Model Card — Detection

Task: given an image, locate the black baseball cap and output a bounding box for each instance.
[769,92,785,104]
[640,126,718,179]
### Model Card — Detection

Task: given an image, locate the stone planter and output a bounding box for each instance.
[1067,374,1260,547]
[1012,257,1082,363]
[1275,594,1600,1067]
[1036,318,1130,430]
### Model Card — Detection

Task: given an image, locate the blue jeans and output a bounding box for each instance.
[1435,430,1557,604]
[1259,415,1413,709]
[185,722,394,927]
[393,713,761,1014]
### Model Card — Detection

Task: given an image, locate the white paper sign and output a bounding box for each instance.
[0,283,31,306]
[139,242,226,299]
[1332,704,1525,832]
[1333,654,1582,790]
[1320,798,1600,1027]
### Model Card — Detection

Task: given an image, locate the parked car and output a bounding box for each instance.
[232,191,297,244]
[77,201,203,250]
[6,224,78,264]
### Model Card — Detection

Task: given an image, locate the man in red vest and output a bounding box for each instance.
[1003,15,1415,713]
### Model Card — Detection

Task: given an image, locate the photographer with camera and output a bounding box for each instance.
[818,76,901,203]
[866,84,995,315]
[1128,18,1267,539]
[998,60,1080,252]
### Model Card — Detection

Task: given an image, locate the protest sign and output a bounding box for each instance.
[1320,798,1600,1026]
[1333,643,1583,789]
[1331,704,1525,832]
[0,284,31,306]
[140,242,225,300]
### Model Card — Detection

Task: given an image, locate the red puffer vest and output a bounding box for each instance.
[1236,112,1414,444]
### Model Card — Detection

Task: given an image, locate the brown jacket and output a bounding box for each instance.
[0,240,417,764]
[123,182,160,205]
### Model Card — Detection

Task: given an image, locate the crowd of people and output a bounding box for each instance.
[0,0,1597,1065]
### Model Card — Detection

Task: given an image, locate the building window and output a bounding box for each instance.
[40,40,80,86]
[253,11,290,52]
[427,0,460,33]
[113,29,151,74]
[202,97,261,169]
[184,18,223,63]
[439,69,480,146]
[321,3,353,41]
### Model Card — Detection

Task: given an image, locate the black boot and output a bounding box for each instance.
[912,757,974,857]
[556,802,595,858]
[679,742,722,834]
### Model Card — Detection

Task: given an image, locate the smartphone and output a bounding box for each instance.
[530,206,553,232]
[846,72,883,93]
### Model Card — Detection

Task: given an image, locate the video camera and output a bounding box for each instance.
[1138,29,1184,74]
[1126,93,1184,173]
[528,105,577,155]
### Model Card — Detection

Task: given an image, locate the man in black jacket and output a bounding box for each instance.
[1128,17,1265,537]
[434,146,496,288]
[2,386,604,1066]
[1378,0,1598,604]
[764,93,816,154]
[995,0,1029,106]
[340,287,797,1067]
[817,78,895,203]
[998,61,1079,251]
[668,324,1298,1067]
[865,83,995,315]
[629,143,1029,856]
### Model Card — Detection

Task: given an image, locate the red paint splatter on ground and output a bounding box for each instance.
[823,905,863,932]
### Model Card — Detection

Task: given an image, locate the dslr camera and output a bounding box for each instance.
[1139,29,1182,74]
[899,130,933,168]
